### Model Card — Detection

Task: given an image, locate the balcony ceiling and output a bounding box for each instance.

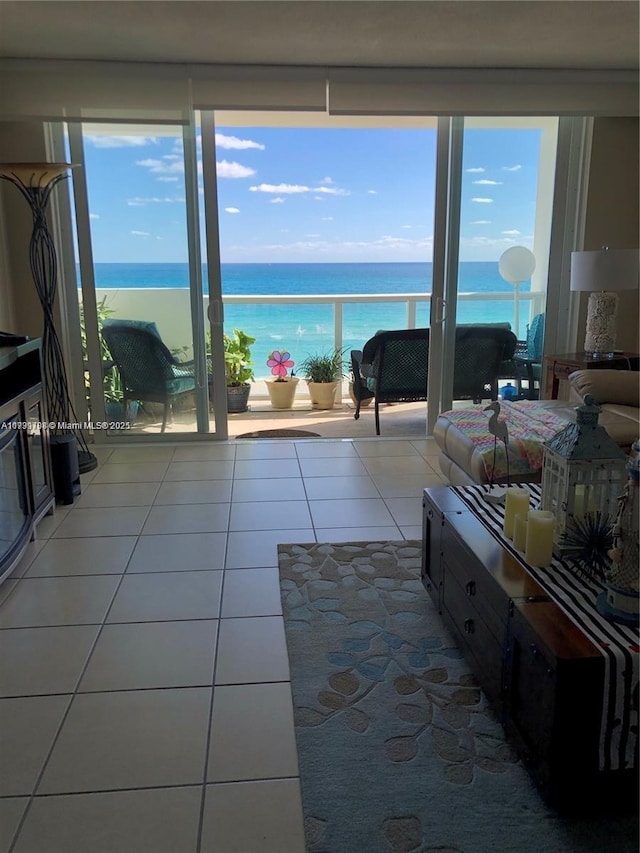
[0,1,637,70]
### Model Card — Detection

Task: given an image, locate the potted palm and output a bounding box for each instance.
[224,328,255,413]
[266,350,299,409]
[299,349,345,410]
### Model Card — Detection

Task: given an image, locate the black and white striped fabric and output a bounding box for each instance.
[453,484,639,772]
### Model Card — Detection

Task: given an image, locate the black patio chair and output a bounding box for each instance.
[351,325,517,435]
[101,320,197,432]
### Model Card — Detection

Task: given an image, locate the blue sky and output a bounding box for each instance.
[82,123,540,264]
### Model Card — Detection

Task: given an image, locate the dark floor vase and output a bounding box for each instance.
[227,384,251,413]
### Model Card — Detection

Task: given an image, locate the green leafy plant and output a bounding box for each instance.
[79,295,124,404]
[224,328,256,386]
[299,349,345,383]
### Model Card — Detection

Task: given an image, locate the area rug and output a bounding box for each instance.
[236,428,321,439]
[278,541,638,853]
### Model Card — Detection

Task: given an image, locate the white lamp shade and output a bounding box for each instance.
[498,246,536,284]
[570,248,639,292]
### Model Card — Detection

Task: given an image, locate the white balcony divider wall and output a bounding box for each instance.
[1,59,636,439]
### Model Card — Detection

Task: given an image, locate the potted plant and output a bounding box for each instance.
[224,328,255,413]
[265,350,299,409]
[299,349,345,410]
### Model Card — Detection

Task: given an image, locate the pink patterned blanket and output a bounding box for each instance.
[441,401,569,480]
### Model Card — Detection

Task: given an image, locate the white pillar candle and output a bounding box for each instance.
[503,487,530,539]
[513,512,529,551]
[525,510,555,567]
[572,484,586,520]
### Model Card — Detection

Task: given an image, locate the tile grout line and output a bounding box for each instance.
[195,443,237,853]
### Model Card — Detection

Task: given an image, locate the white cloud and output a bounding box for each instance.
[131,230,150,237]
[306,233,321,237]
[466,167,485,173]
[89,213,100,220]
[471,220,492,225]
[215,133,265,151]
[401,224,412,229]
[319,176,334,184]
[502,164,522,172]
[216,160,256,179]
[127,196,179,206]
[136,157,184,176]
[137,156,255,180]
[225,207,240,214]
[86,135,158,148]
[502,229,521,235]
[367,189,378,194]
[473,179,503,185]
[471,197,494,204]
[157,176,179,183]
[250,183,310,194]
[321,216,333,221]
[314,186,349,196]
[270,197,286,204]
[314,196,325,201]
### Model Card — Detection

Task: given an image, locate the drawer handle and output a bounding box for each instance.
[464,618,474,635]
[465,581,476,597]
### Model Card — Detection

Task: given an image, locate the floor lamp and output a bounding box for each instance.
[0,162,97,475]
[498,246,536,339]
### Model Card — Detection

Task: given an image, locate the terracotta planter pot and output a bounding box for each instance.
[307,380,340,410]
[267,377,299,409]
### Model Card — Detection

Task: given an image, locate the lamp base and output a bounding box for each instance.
[78,449,99,474]
[583,291,618,355]
[583,350,617,359]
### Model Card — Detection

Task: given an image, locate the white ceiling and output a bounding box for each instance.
[0,0,638,70]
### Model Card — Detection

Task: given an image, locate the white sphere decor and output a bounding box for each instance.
[498,246,536,284]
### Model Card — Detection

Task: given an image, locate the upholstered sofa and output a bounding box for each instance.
[435,369,640,486]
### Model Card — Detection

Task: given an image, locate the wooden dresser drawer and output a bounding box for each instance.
[442,525,507,644]
[442,561,504,705]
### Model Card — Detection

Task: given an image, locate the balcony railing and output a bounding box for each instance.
[90,287,544,397]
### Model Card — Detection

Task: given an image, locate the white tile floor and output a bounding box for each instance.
[0,436,446,853]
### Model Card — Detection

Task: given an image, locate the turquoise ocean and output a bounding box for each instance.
[91,262,530,377]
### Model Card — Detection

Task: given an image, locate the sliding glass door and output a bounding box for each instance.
[429,117,559,429]
[68,122,214,439]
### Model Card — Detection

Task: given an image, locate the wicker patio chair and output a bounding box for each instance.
[351,325,517,435]
[101,320,197,432]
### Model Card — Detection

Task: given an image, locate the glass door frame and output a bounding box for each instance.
[427,115,585,435]
[65,118,217,441]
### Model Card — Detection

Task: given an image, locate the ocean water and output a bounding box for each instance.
[89,262,531,377]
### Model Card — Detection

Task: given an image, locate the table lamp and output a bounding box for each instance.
[570,247,639,357]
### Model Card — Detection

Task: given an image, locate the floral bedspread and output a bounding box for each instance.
[442,401,569,480]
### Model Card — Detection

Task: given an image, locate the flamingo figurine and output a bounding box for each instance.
[483,400,511,503]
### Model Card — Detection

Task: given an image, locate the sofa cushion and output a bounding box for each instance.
[569,369,639,407]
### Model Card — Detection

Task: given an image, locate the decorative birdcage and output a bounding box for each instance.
[540,394,627,554]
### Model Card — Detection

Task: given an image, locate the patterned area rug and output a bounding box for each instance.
[278,541,638,853]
